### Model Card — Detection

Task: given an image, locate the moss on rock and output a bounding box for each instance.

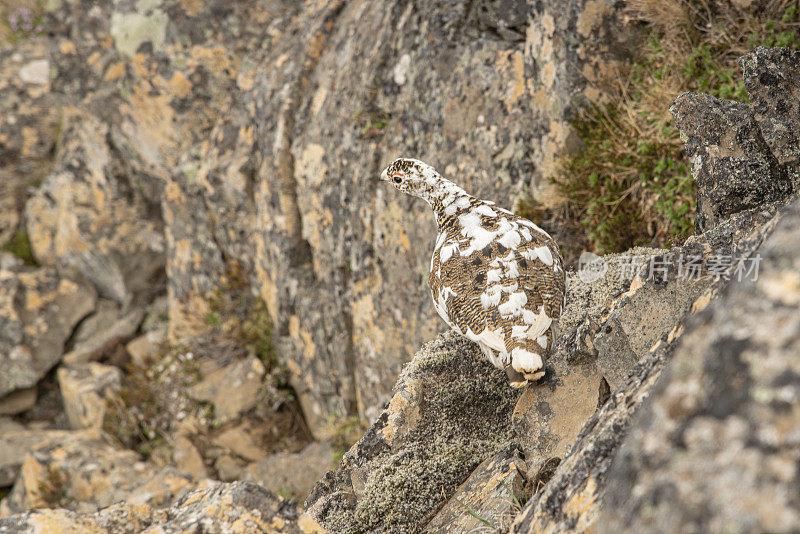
[307,332,522,533]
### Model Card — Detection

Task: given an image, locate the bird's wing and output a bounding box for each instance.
[514,218,565,321]
[436,237,508,352]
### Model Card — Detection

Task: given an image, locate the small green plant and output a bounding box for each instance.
[354,107,391,138]
[1,229,38,266]
[454,496,497,530]
[38,466,71,509]
[204,310,222,327]
[328,415,368,465]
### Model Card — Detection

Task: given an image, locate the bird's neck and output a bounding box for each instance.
[422,177,472,229]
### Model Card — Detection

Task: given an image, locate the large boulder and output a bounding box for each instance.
[0,263,96,399]
[596,198,800,532]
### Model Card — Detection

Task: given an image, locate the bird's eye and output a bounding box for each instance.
[393,176,402,184]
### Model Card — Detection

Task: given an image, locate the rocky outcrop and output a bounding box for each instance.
[0,0,798,529]
[740,47,800,187]
[0,261,96,400]
[305,332,522,533]
[671,46,798,234]
[0,482,313,534]
[597,197,800,533]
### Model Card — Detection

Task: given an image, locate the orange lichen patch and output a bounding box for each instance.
[666,324,684,343]
[103,61,126,82]
[236,66,256,91]
[132,53,150,77]
[379,379,422,446]
[308,32,326,62]
[690,291,713,313]
[577,0,608,38]
[398,228,410,251]
[20,126,38,157]
[254,260,279,326]
[497,50,526,111]
[167,71,193,98]
[310,85,328,115]
[189,45,236,78]
[59,40,77,55]
[300,328,316,361]
[86,51,103,70]
[165,181,182,203]
[563,476,599,531]
[178,0,203,16]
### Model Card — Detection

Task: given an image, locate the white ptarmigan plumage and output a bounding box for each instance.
[380,158,566,387]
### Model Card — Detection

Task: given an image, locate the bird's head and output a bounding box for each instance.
[379,157,440,200]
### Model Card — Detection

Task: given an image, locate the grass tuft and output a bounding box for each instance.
[547,0,799,253]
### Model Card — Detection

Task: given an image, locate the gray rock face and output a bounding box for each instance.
[740,47,800,186]
[598,197,800,533]
[670,92,793,233]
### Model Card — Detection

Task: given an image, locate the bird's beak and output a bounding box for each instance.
[379,167,389,182]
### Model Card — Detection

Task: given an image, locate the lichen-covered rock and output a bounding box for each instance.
[0,482,309,534]
[597,196,800,533]
[0,429,200,517]
[57,363,122,430]
[25,108,165,305]
[422,445,526,533]
[509,199,789,533]
[305,332,521,533]
[739,46,800,186]
[0,265,96,398]
[670,92,793,233]
[671,47,799,235]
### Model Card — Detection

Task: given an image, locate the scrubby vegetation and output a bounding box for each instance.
[104,262,310,470]
[550,0,799,253]
[1,230,37,266]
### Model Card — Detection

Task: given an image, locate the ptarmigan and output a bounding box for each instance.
[380,158,565,387]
